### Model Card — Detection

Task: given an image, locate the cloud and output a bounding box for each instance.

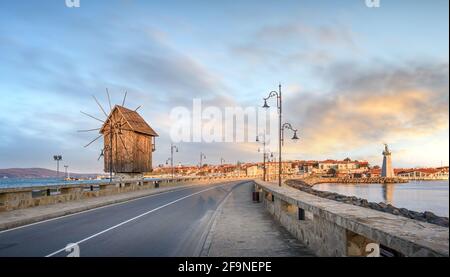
[281,61,449,157]
[230,21,358,69]
[254,22,356,47]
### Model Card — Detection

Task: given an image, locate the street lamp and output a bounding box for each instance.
[53,155,62,179]
[256,132,268,181]
[282,123,299,145]
[170,143,179,180]
[262,84,299,186]
[64,165,69,180]
[199,153,206,168]
[262,84,283,186]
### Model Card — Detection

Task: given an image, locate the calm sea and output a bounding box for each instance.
[0,177,160,189]
[314,180,449,217]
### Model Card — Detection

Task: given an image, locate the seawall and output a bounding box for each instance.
[254,180,449,257]
[286,179,448,227]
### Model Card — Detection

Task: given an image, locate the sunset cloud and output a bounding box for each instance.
[281,61,449,160]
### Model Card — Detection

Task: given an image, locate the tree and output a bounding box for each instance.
[327,168,337,177]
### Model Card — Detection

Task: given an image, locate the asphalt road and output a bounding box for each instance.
[0,180,248,257]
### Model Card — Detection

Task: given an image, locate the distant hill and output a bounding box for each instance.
[0,168,100,179]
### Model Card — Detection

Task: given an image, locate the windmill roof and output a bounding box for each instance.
[100,105,159,137]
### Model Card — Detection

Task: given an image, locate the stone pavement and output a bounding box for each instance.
[204,182,315,257]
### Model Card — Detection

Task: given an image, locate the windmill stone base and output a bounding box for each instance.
[115,172,144,180]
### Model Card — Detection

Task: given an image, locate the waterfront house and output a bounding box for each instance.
[397,167,449,180]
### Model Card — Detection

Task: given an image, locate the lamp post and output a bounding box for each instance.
[262,84,283,186]
[165,158,171,178]
[64,165,69,180]
[199,153,206,168]
[53,155,62,179]
[170,143,179,180]
[262,84,299,186]
[219,158,225,176]
[256,132,268,181]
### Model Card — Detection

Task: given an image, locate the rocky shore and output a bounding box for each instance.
[286,179,449,228]
[299,176,408,185]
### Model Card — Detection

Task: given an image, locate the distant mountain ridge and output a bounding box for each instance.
[0,168,99,179]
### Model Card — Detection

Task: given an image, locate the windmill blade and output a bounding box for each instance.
[97,149,104,161]
[134,105,142,112]
[77,128,101,133]
[92,95,109,118]
[118,118,131,130]
[106,88,113,112]
[80,111,104,123]
[84,133,107,148]
[122,91,128,107]
[118,127,134,133]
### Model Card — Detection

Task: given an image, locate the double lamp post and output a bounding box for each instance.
[262,84,299,187]
[166,143,179,180]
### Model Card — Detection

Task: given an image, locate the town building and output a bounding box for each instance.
[397,167,449,180]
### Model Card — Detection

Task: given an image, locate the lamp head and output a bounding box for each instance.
[292,131,299,141]
[262,99,270,109]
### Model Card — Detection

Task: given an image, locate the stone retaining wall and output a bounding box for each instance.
[254,180,449,257]
[0,176,257,212]
[286,179,448,227]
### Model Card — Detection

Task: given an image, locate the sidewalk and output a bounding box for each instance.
[204,182,315,257]
[0,183,202,232]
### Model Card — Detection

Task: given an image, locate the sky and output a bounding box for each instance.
[0,0,448,173]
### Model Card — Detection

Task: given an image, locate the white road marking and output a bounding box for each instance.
[0,181,241,235]
[0,186,199,235]
[45,183,235,257]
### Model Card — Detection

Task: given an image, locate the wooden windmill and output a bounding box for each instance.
[79,90,158,180]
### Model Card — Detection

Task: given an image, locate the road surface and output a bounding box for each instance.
[0,181,247,257]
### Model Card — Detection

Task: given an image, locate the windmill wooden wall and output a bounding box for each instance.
[101,106,157,173]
